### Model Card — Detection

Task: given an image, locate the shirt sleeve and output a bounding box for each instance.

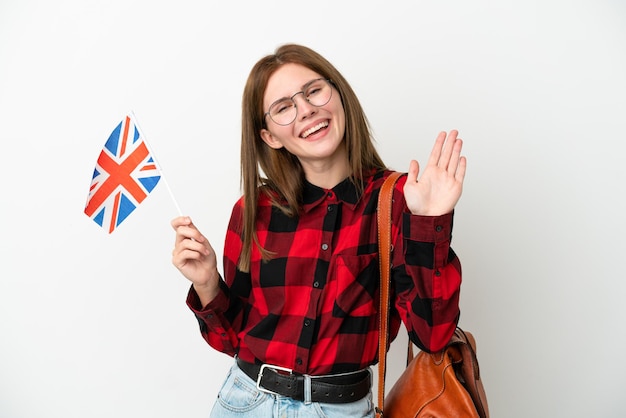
[390,178,462,353]
[186,279,236,355]
[184,198,249,357]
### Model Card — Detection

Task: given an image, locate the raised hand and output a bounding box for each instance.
[403,130,467,216]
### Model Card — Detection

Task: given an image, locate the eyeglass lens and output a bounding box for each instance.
[267,79,332,125]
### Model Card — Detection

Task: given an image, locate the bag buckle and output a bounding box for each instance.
[256,363,293,395]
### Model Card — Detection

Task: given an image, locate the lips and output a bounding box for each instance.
[300,121,329,139]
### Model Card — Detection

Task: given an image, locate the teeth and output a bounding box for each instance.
[301,121,328,138]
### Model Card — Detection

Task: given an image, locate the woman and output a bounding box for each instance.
[171,43,466,417]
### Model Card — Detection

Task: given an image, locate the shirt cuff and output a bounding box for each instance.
[403,211,454,243]
[186,279,229,316]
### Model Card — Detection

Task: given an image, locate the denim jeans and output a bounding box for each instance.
[209,362,375,418]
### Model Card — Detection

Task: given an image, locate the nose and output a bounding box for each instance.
[293,94,317,120]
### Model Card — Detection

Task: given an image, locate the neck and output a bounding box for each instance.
[305,164,351,189]
[300,148,351,190]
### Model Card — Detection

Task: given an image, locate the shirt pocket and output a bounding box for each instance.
[331,253,379,318]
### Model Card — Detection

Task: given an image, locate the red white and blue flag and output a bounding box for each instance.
[84,115,161,233]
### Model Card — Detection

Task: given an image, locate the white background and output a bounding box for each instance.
[1,1,625,417]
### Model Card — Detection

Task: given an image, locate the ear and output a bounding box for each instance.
[260,128,284,150]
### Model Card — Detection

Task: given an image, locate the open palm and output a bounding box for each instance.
[403,130,467,216]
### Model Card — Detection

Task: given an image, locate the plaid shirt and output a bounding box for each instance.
[187,170,461,375]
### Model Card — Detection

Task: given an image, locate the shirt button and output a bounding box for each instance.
[327,191,333,198]
[304,319,311,327]
[313,281,320,288]
[435,225,443,232]
[435,270,441,277]
[321,243,329,250]
[327,205,334,212]
[296,358,303,365]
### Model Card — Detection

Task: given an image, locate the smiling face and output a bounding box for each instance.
[260,63,348,180]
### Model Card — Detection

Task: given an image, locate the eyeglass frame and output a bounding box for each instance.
[263,78,335,126]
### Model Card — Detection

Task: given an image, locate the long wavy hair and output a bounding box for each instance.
[238,44,386,271]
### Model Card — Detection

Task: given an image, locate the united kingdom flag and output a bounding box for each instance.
[84,115,161,233]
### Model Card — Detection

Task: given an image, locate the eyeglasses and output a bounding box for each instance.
[264,78,333,126]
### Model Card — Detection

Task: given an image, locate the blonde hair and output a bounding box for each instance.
[238,44,385,271]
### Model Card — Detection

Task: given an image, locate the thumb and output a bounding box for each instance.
[407,160,420,182]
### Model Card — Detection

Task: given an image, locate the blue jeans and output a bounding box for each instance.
[209,362,375,418]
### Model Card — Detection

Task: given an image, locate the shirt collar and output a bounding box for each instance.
[301,175,366,213]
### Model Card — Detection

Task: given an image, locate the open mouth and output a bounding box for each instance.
[300,121,329,139]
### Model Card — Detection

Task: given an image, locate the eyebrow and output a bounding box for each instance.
[271,78,320,103]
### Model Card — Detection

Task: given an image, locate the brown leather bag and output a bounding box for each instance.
[376,172,489,418]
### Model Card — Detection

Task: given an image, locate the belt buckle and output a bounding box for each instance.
[256,363,293,395]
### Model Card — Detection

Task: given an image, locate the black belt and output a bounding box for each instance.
[236,358,371,404]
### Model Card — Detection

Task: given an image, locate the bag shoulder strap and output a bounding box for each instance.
[376,171,404,417]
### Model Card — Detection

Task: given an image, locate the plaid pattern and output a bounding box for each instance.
[187,170,461,375]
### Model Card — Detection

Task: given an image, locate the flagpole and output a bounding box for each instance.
[130,110,184,216]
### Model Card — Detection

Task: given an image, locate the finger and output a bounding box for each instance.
[438,130,459,170]
[447,138,463,176]
[172,248,206,271]
[175,224,206,245]
[171,215,191,227]
[177,232,209,252]
[455,156,467,183]
[173,244,208,263]
[426,131,447,168]
[173,235,211,263]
